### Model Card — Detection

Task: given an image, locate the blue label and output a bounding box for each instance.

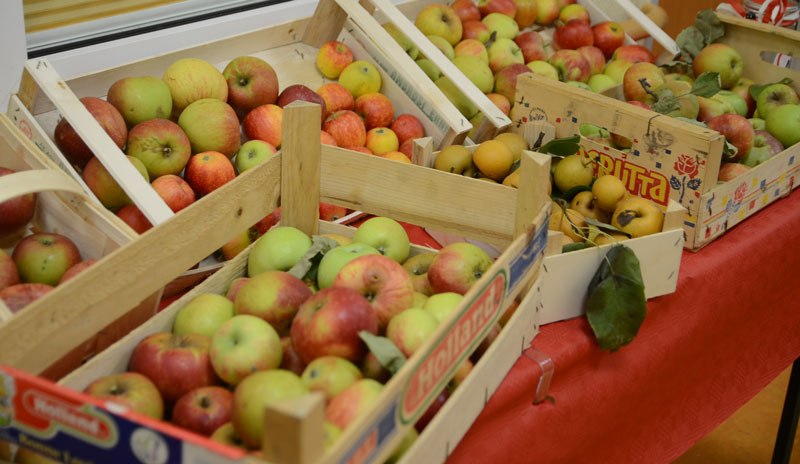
[508,222,548,293]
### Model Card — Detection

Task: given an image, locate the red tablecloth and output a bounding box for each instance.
[445,189,800,464]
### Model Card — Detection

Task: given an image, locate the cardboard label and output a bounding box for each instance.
[587,148,673,207]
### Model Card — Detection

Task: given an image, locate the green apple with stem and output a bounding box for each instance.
[316,242,379,289]
[247,226,312,276]
[173,293,235,338]
[300,356,363,401]
[352,216,410,263]
[107,76,173,127]
[234,139,276,174]
[766,104,800,148]
[210,314,283,386]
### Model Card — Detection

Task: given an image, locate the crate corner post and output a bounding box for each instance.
[262,392,326,464]
[281,101,323,237]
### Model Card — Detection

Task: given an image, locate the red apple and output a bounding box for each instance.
[117,205,153,234]
[323,110,367,147]
[731,77,757,118]
[553,19,593,50]
[321,130,338,147]
[548,49,591,83]
[354,93,395,130]
[360,352,391,383]
[84,372,164,420]
[0,283,52,313]
[152,174,195,213]
[478,0,516,17]
[718,162,750,182]
[129,332,220,404]
[319,202,347,221]
[226,277,250,302]
[345,145,373,155]
[126,118,192,179]
[234,270,313,336]
[220,229,254,261]
[399,139,415,160]
[316,41,355,80]
[0,167,35,236]
[13,232,81,286]
[451,0,480,23]
[290,286,379,364]
[333,254,415,330]
[184,151,236,197]
[427,242,492,295]
[58,259,97,284]
[577,46,605,76]
[514,30,546,63]
[280,336,307,375]
[514,0,538,28]
[277,84,327,125]
[708,113,754,161]
[389,115,424,145]
[493,63,533,103]
[559,4,590,24]
[254,206,281,237]
[462,20,491,43]
[223,56,279,119]
[627,100,652,110]
[612,44,655,64]
[172,386,233,436]
[0,249,19,291]
[317,83,355,117]
[243,104,283,148]
[82,155,148,212]
[623,62,665,102]
[53,97,127,168]
[592,21,625,59]
[324,378,383,430]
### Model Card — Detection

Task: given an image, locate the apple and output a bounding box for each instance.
[0,167,35,236]
[567,81,592,91]
[718,162,751,182]
[178,98,241,158]
[453,56,494,94]
[172,386,233,436]
[53,97,127,168]
[611,44,655,64]
[317,83,355,117]
[380,151,412,163]
[386,308,439,358]
[603,59,633,84]
[611,197,664,238]
[462,20,491,43]
[414,388,450,433]
[338,61,382,99]
[242,104,283,148]
[316,40,354,79]
[230,139,275,174]
[493,63,533,104]
[83,155,149,211]
[232,369,309,449]
[151,174,195,213]
[731,77,757,117]
[360,351,391,383]
[116,205,152,234]
[58,258,97,284]
[588,74,617,93]
[365,128,400,156]
[126,118,191,179]
[592,174,627,213]
[173,293,235,338]
[333,254,415,330]
[354,93,395,130]
[478,0,516,17]
[427,242,492,295]
[321,130,338,147]
[712,90,748,117]
[422,291,463,324]
[184,151,236,197]
[223,56,279,119]
[225,278,250,303]
[416,58,442,81]
[646,81,699,119]
[129,332,220,404]
[741,130,784,167]
[422,35,455,61]
[553,19,594,51]
[559,4,590,24]
[415,4,463,46]
[513,0,538,28]
[248,226,312,276]
[577,46,605,76]
[316,243,379,289]
[433,144,474,174]
[84,372,164,420]
[437,75,480,118]
[234,270,312,336]
[210,314,282,386]
[591,22,625,59]
[766,104,800,148]
[319,202,347,221]
[0,249,19,291]
[698,95,736,123]
[403,252,436,296]
[106,76,172,128]
[301,356,363,402]
[352,216,410,263]
[324,378,383,430]
[514,30,546,63]
[390,114,425,145]
[487,37,525,74]
[220,229,254,261]
[210,423,245,449]
[571,190,610,222]
[290,286,378,364]
[580,124,612,145]
[454,39,488,64]
[0,283,52,313]
[384,22,420,60]
[162,58,228,117]
[750,118,766,131]
[622,62,665,102]
[756,83,799,119]
[277,84,327,125]
[527,60,560,80]
[399,138,415,159]
[323,110,367,148]
[627,100,651,110]
[280,336,307,375]
[693,43,743,89]
[12,233,81,286]
[451,0,480,24]
[549,49,591,83]
[708,113,754,161]
[553,152,593,192]
[482,13,519,41]
[487,93,511,115]
[535,0,560,25]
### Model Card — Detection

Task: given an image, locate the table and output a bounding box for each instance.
[445,188,800,464]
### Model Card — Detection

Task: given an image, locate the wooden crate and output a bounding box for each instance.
[0,102,550,463]
[511,12,800,250]
[0,112,160,381]
[12,0,472,228]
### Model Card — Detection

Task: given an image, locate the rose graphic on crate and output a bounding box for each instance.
[670,154,702,203]
[725,182,748,216]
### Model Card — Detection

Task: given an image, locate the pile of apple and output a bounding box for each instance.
[0,167,99,313]
[550,150,665,247]
[81,215,513,459]
[385,0,649,130]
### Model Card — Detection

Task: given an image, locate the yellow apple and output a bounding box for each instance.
[338,61,382,99]
[592,174,627,213]
[611,197,663,238]
[570,190,610,223]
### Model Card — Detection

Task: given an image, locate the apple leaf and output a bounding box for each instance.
[562,242,588,253]
[359,331,407,374]
[652,93,680,115]
[690,72,721,98]
[537,136,580,157]
[585,245,646,352]
[675,26,704,63]
[583,217,629,236]
[288,235,340,283]
[749,78,794,100]
[694,9,725,46]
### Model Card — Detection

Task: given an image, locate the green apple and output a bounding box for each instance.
[107,76,173,127]
[300,356,363,401]
[324,421,342,450]
[412,292,429,308]
[386,428,419,464]
[210,314,283,386]
[766,104,800,148]
[414,4,463,46]
[421,35,455,60]
[416,58,442,81]
[423,292,463,324]
[248,226,313,276]
[487,37,524,74]
[756,83,799,119]
[232,369,308,448]
[602,59,633,84]
[12,233,81,286]
[162,58,228,117]
[435,76,479,119]
[234,139,277,174]
[481,12,519,40]
[553,153,593,193]
[750,118,766,131]
[338,61,382,99]
[126,118,192,179]
[526,60,559,80]
[352,216,410,263]
[383,23,419,60]
[715,90,748,117]
[693,43,743,89]
[173,293,235,338]
[567,81,592,91]
[452,55,494,93]
[386,308,439,357]
[588,73,617,93]
[316,242,380,289]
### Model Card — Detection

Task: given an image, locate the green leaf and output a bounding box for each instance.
[652,94,680,115]
[585,245,647,352]
[722,139,739,161]
[562,242,588,253]
[675,26,704,62]
[749,77,794,100]
[359,331,407,374]
[584,217,629,236]
[695,9,725,45]
[538,136,581,156]
[558,184,592,202]
[659,60,693,76]
[690,72,721,98]
[287,235,340,281]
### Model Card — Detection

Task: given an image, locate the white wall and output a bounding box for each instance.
[1,1,27,111]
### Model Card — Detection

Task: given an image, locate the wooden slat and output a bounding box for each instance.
[301,0,351,47]
[515,150,550,238]
[281,102,322,237]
